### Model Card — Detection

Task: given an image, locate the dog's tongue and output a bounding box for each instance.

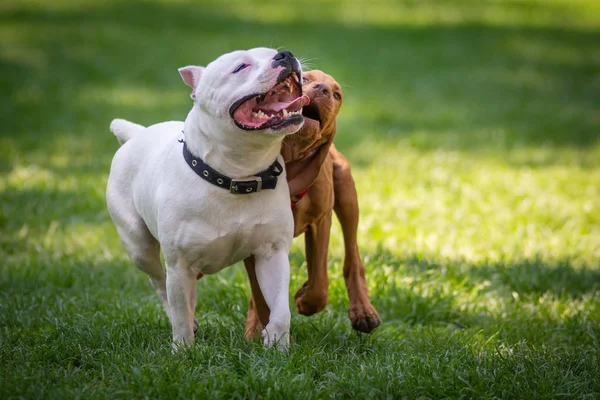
[267,94,310,112]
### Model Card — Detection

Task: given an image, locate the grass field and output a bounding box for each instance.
[1,0,599,398]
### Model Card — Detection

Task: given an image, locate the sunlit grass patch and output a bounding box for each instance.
[325,140,600,267]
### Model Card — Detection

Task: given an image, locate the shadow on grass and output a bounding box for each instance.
[374,251,600,297]
[356,249,599,342]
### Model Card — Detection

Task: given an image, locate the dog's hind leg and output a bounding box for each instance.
[107,183,172,323]
[243,256,269,340]
[294,210,332,316]
[331,146,381,333]
[116,219,171,321]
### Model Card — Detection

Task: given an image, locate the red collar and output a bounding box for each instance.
[291,187,311,211]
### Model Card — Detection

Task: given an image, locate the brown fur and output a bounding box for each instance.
[243,70,381,337]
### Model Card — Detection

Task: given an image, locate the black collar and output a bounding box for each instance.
[179,139,283,194]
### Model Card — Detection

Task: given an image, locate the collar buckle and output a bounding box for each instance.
[230,176,262,194]
[255,177,263,192]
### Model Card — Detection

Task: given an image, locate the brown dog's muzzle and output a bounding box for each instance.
[311,82,331,98]
[301,71,341,135]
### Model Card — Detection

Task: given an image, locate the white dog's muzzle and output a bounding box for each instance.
[230,51,310,131]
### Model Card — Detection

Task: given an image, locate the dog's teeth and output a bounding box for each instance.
[257,110,272,119]
[283,109,288,118]
[293,74,299,82]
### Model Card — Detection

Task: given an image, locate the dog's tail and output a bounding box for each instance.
[110,119,146,145]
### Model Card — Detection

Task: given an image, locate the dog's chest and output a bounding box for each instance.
[158,190,292,274]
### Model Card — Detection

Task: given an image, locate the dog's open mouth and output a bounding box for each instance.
[230,72,310,131]
[301,101,321,126]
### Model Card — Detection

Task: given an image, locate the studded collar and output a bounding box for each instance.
[179,138,283,194]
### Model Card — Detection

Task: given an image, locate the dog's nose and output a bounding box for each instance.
[272,50,298,72]
[313,83,330,97]
[273,50,294,61]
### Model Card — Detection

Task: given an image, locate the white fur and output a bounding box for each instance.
[106,48,304,351]
[110,119,145,145]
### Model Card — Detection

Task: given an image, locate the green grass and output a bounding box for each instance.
[1,0,599,398]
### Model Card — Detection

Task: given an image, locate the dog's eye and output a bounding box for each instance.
[302,76,309,83]
[232,63,249,73]
[333,92,342,101]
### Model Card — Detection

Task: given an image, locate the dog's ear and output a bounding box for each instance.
[286,120,337,195]
[178,66,205,99]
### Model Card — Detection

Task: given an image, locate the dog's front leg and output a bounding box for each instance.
[254,249,291,351]
[295,211,332,316]
[166,263,197,348]
[332,147,381,333]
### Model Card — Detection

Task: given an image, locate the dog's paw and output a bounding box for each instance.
[244,317,264,341]
[349,303,381,333]
[262,329,290,353]
[193,317,199,333]
[171,338,194,355]
[294,285,328,316]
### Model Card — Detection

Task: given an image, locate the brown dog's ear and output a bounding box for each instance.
[286,120,336,195]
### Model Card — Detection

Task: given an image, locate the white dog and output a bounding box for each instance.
[106,48,310,351]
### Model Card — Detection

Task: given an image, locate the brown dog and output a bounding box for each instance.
[243,70,381,338]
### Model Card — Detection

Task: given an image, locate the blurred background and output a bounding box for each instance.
[2,0,598,257]
[2,0,600,362]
